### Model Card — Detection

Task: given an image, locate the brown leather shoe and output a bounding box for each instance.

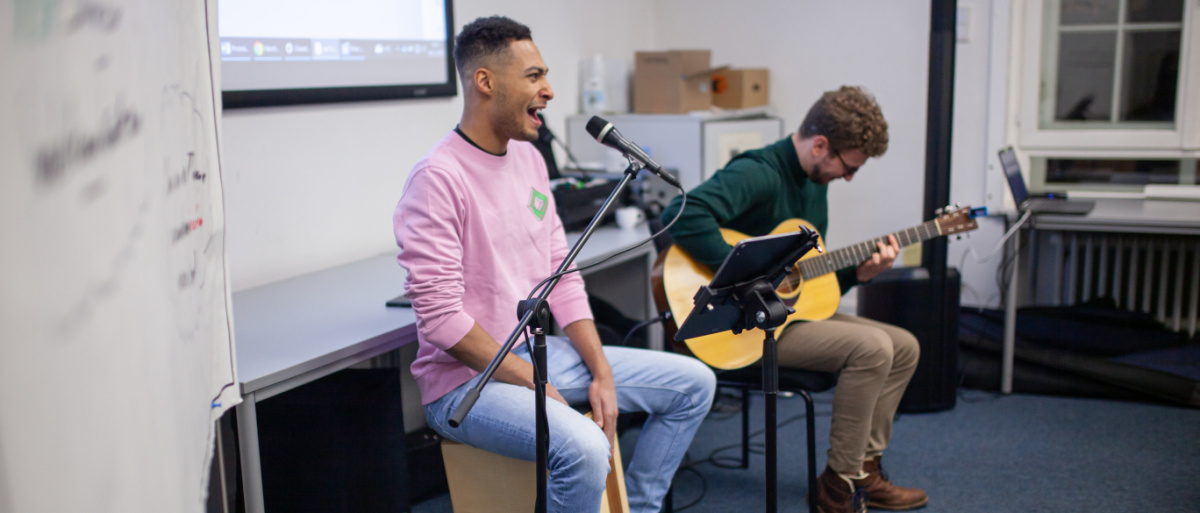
[859,456,929,510]
[814,466,868,513]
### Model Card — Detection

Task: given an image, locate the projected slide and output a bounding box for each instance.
[219,0,451,93]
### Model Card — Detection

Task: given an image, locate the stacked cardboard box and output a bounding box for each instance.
[713,68,770,109]
[633,50,769,113]
[633,50,725,114]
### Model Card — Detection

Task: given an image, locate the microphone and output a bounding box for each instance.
[585,116,682,189]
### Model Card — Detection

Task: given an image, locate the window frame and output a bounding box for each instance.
[1016,0,1200,152]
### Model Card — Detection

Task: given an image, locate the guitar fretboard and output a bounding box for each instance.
[797,219,942,278]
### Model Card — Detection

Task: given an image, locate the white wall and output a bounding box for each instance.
[222,1,655,291]
[949,0,1000,308]
[651,0,932,248]
[650,0,1017,309]
[651,0,931,309]
[948,0,1014,308]
[223,0,1015,311]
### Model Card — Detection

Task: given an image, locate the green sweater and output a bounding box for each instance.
[661,137,859,295]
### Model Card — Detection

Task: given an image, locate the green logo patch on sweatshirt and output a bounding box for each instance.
[528,188,548,220]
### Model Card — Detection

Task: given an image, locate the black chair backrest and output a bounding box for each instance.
[647,214,675,253]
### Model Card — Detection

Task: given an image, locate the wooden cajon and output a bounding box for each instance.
[439,413,628,513]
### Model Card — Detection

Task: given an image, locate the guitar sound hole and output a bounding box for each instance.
[777,273,803,296]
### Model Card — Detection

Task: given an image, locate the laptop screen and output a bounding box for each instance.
[998,147,1029,205]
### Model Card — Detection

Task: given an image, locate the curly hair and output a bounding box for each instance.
[798,86,889,157]
[453,16,532,79]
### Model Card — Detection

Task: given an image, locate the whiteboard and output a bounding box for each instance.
[0,1,237,512]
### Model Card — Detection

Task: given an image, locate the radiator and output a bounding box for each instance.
[1027,231,1200,337]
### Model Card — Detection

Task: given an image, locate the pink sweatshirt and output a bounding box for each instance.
[393,131,594,404]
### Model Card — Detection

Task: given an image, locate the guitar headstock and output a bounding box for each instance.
[934,205,980,236]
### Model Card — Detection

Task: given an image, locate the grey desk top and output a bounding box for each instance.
[233,254,415,395]
[1030,198,1200,235]
[566,223,655,270]
[232,223,655,397]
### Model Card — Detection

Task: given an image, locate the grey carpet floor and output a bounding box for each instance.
[414,389,1200,512]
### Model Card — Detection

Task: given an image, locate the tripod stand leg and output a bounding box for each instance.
[763,328,778,513]
[741,387,750,469]
[802,389,817,513]
[534,327,549,513]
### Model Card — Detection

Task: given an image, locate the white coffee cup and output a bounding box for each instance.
[615,206,645,230]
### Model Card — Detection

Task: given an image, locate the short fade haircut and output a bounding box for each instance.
[453,16,532,81]
[798,86,889,157]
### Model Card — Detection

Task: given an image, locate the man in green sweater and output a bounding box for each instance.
[662,86,928,513]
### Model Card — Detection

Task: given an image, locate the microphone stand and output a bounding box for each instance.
[449,157,647,513]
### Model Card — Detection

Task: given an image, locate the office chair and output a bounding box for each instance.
[647,214,836,513]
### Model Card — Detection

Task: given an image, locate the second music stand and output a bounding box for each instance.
[676,226,821,513]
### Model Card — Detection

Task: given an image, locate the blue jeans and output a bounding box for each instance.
[424,336,716,513]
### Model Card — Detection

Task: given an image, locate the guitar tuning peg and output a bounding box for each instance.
[954,203,962,209]
[935,207,945,215]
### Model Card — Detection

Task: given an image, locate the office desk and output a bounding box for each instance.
[1001,199,1200,393]
[1029,198,1200,235]
[233,255,416,513]
[232,223,657,513]
[566,223,662,348]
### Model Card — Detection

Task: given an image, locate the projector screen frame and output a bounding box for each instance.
[221,0,457,109]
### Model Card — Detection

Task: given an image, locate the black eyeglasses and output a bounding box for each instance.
[833,150,860,177]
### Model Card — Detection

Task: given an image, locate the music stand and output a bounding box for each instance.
[676,227,821,513]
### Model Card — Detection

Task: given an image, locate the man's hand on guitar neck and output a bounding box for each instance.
[856,234,899,282]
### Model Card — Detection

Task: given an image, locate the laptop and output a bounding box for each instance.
[998,146,1094,215]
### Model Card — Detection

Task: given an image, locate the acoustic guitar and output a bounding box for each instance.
[652,206,980,369]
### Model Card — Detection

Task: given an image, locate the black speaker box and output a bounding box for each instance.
[857,267,961,413]
[255,369,409,513]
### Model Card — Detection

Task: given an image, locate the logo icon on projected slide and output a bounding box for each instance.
[253,41,263,56]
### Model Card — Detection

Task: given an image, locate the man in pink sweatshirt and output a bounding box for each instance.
[392,16,715,513]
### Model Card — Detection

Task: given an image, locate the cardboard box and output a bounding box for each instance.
[633,50,724,114]
[713,68,769,109]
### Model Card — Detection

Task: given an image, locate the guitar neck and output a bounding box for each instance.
[797,219,943,278]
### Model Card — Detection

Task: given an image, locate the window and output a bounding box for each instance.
[1030,157,1198,192]
[1041,0,1182,128]
[1014,0,1200,192]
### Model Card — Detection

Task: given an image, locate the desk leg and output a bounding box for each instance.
[1002,231,1020,395]
[643,251,662,350]
[237,393,266,513]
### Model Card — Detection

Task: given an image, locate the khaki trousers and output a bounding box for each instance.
[775,313,919,475]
